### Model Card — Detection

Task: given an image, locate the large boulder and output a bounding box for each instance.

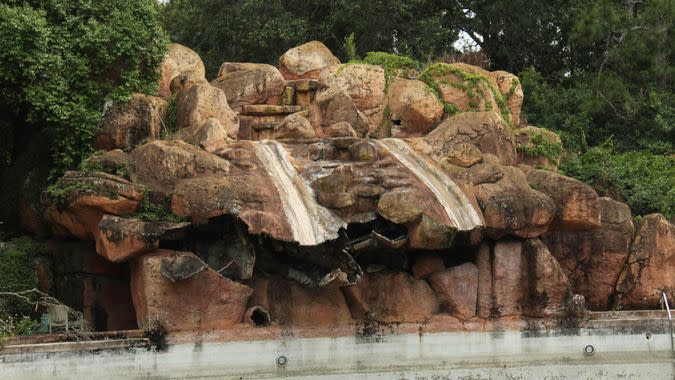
[94,215,189,263]
[175,84,239,138]
[274,113,316,139]
[248,276,352,327]
[45,171,144,240]
[386,78,444,137]
[376,188,425,224]
[130,250,252,331]
[129,140,230,193]
[419,63,505,121]
[473,165,556,239]
[94,94,168,151]
[543,197,635,310]
[278,41,341,80]
[490,70,524,126]
[311,86,369,136]
[425,111,517,166]
[318,64,386,128]
[523,166,601,231]
[159,43,207,99]
[428,262,478,320]
[342,272,439,323]
[615,214,674,309]
[211,63,286,112]
[174,117,230,153]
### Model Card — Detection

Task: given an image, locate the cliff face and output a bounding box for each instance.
[40,41,674,333]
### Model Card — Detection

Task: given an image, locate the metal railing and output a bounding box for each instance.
[662,292,675,374]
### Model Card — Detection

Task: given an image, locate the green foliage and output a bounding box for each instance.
[419,63,512,125]
[359,51,420,88]
[343,33,359,61]
[0,236,48,317]
[561,143,675,219]
[129,192,184,223]
[44,179,107,210]
[0,315,40,338]
[163,95,178,137]
[516,131,563,163]
[160,0,458,76]
[0,0,168,177]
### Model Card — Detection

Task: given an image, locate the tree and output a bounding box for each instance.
[0,0,168,224]
[522,0,674,153]
[0,0,168,176]
[160,0,458,77]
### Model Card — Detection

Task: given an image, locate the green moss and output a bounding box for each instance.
[45,180,100,210]
[342,51,421,90]
[128,191,184,223]
[162,95,177,138]
[419,63,513,127]
[517,131,563,163]
[443,103,459,115]
[77,151,104,172]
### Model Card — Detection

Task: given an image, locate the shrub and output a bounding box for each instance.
[0,236,49,317]
[561,143,674,219]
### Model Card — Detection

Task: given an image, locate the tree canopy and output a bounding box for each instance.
[0,0,168,174]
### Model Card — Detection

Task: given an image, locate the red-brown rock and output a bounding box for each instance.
[311,86,369,137]
[247,276,352,327]
[319,64,386,129]
[129,140,230,193]
[130,250,252,331]
[615,214,674,309]
[474,166,555,239]
[211,63,286,112]
[425,111,517,166]
[428,262,478,320]
[387,78,443,137]
[94,93,168,152]
[278,41,341,80]
[159,43,207,99]
[45,172,144,240]
[342,272,439,323]
[175,84,239,138]
[515,126,562,170]
[542,197,635,310]
[524,166,601,231]
[94,215,189,263]
[411,253,445,279]
[175,118,230,153]
[490,70,523,127]
[274,113,316,139]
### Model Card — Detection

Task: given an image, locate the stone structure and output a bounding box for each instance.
[39,41,674,335]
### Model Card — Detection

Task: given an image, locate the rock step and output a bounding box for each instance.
[239,115,283,131]
[241,105,306,116]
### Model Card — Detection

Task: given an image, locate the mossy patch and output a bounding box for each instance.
[419,63,513,127]
[517,130,563,163]
[44,179,106,210]
[128,190,184,223]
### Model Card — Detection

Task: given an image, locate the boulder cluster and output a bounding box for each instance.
[37,41,673,333]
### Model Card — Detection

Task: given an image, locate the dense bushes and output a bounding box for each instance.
[0,236,49,317]
[561,144,675,219]
[0,0,168,176]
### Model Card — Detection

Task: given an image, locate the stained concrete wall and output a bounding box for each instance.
[2,323,674,380]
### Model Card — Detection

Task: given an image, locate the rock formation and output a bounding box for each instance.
[39,41,674,334]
